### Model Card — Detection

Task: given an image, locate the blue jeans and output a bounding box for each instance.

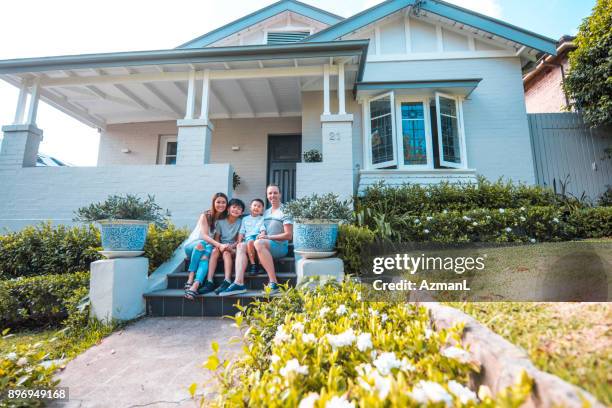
[184,240,213,284]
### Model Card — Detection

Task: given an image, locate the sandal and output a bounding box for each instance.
[184,289,198,300]
[184,281,193,290]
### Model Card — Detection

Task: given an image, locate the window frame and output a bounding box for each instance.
[157,134,177,165]
[367,91,398,169]
[394,96,434,170]
[435,92,465,169]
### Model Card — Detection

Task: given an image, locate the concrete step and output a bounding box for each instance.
[167,271,297,290]
[182,256,295,274]
[144,288,278,317]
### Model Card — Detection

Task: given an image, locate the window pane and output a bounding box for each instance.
[439,97,461,164]
[165,156,176,165]
[401,102,427,165]
[370,96,394,165]
[166,141,177,156]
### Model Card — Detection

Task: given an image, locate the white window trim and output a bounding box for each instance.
[367,91,397,169]
[435,92,465,169]
[157,134,177,165]
[394,96,433,170]
[363,91,468,170]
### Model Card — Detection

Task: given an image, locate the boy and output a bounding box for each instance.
[205,198,244,295]
[238,198,266,277]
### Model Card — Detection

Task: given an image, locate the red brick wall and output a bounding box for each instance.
[524,58,570,113]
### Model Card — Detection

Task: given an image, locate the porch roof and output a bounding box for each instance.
[0,40,368,129]
[355,78,482,98]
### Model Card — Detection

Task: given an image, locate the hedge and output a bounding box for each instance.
[336,224,376,275]
[0,222,189,279]
[0,271,89,329]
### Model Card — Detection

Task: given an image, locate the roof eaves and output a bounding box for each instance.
[177,0,344,49]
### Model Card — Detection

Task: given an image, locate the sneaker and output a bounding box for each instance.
[214,279,232,295]
[247,263,259,277]
[218,282,247,297]
[263,282,280,295]
[198,280,216,294]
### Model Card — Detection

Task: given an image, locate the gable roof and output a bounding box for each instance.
[304,0,557,55]
[178,0,344,49]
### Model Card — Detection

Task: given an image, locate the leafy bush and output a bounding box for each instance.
[303,149,322,163]
[358,179,558,224]
[74,194,170,227]
[199,280,532,407]
[336,225,376,275]
[284,193,354,223]
[144,223,189,273]
[0,272,89,329]
[567,206,612,238]
[0,223,101,280]
[0,222,189,279]
[598,186,612,206]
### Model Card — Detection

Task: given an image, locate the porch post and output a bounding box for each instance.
[0,80,44,169]
[338,63,346,115]
[176,69,213,166]
[323,64,331,115]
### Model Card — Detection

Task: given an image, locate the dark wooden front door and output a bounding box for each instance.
[267,134,301,203]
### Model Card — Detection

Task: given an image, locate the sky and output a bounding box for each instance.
[0,0,596,166]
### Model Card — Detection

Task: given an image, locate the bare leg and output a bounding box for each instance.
[206,248,221,282]
[254,239,278,283]
[246,240,257,264]
[186,271,195,285]
[222,250,234,281]
[234,243,248,285]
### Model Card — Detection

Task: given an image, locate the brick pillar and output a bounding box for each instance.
[175,119,213,166]
[0,124,43,169]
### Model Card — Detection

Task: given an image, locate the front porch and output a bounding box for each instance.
[0,42,367,229]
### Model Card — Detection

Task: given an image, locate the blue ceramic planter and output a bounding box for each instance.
[98,220,149,251]
[293,222,339,252]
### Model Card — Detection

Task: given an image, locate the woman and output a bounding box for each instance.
[183,192,228,300]
[220,184,293,296]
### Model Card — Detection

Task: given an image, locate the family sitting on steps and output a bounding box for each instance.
[183,184,293,300]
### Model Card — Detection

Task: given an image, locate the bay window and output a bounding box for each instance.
[365,91,466,170]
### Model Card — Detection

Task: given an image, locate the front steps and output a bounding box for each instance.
[144,256,296,317]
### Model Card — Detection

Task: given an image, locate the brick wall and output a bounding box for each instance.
[524,59,570,113]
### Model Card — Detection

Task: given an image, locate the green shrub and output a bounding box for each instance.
[358,179,558,225]
[0,223,101,280]
[199,280,533,407]
[567,206,612,238]
[144,223,189,273]
[0,272,89,329]
[336,224,376,275]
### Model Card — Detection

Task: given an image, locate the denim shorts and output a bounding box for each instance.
[269,240,289,259]
[244,234,258,242]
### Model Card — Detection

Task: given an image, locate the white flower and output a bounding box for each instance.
[336,304,347,316]
[325,395,355,408]
[472,221,478,226]
[424,328,433,339]
[370,350,378,360]
[485,215,491,219]
[356,292,362,301]
[400,357,416,372]
[519,216,526,222]
[279,358,309,377]
[373,352,402,375]
[292,322,304,332]
[270,354,281,364]
[273,324,291,345]
[6,352,17,361]
[443,209,448,214]
[553,217,559,223]
[499,208,505,213]
[448,380,478,404]
[381,313,388,323]
[410,380,453,406]
[350,312,358,319]
[302,333,316,344]
[16,357,28,367]
[423,229,430,234]
[299,393,320,408]
[319,306,331,317]
[530,238,536,244]
[462,215,471,221]
[368,307,379,317]
[414,218,421,224]
[356,333,372,352]
[426,216,433,221]
[505,227,512,233]
[327,328,356,349]
[441,346,471,363]
[520,206,526,211]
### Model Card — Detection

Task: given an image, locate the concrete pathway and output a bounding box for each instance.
[51,317,242,408]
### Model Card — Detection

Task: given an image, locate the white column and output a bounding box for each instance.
[338,63,346,115]
[323,64,330,115]
[199,69,210,122]
[184,70,196,119]
[13,83,28,125]
[26,79,40,125]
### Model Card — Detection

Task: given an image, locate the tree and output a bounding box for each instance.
[564,0,612,127]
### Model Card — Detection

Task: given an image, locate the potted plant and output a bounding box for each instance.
[284,193,353,256]
[74,194,169,255]
[303,149,322,163]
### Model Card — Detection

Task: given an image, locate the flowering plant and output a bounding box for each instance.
[195,280,533,407]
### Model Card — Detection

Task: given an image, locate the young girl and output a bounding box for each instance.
[183,192,228,300]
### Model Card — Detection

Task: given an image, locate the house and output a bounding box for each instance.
[523,35,576,113]
[0,0,557,230]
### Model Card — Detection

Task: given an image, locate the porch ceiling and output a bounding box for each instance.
[0,41,367,129]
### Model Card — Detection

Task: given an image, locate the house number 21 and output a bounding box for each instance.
[328,131,341,143]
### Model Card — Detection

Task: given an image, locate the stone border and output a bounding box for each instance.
[417,301,604,408]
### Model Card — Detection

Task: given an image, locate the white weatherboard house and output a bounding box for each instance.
[0,0,557,230]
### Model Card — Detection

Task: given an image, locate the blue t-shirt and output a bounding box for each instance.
[239,215,265,237]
